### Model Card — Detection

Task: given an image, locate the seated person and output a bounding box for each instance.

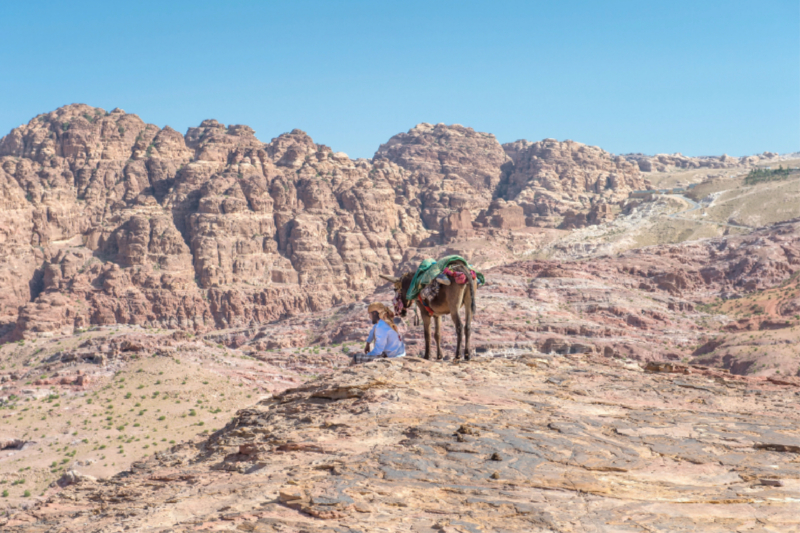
[351,303,406,364]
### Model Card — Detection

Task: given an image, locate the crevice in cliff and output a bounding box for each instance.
[28,264,45,301]
[493,161,515,201]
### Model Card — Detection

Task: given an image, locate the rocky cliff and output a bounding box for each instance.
[501,138,643,225]
[0,105,647,339]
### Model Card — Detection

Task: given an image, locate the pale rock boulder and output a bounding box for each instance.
[56,469,97,488]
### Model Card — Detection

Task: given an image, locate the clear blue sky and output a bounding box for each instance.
[0,1,797,158]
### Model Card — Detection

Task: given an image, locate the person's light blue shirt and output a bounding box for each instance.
[366,320,405,358]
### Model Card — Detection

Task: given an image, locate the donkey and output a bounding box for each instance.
[380,261,477,361]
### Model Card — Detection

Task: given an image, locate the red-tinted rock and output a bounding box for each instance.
[0,107,671,339]
[502,138,644,224]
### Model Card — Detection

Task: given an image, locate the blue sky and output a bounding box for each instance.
[0,1,797,158]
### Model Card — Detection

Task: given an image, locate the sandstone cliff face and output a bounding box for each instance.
[375,124,644,234]
[0,106,646,338]
[0,105,425,337]
[501,138,645,223]
[375,122,510,237]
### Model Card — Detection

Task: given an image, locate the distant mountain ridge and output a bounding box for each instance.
[0,103,772,339]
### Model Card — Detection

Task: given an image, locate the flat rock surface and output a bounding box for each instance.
[4,354,799,532]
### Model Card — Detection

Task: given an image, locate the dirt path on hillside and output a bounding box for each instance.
[663,193,752,229]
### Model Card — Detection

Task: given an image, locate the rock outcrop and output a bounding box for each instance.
[3,212,800,525]
[4,355,799,532]
[374,122,510,236]
[55,469,96,488]
[559,202,615,229]
[0,105,421,337]
[500,138,644,225]
[0,106,651,339]
[625,151,780,172]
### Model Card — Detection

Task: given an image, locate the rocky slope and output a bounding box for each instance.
[3,353,799,532]
[3,215,800,529]
[0,105,648,340]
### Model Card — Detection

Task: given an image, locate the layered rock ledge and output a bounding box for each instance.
[4,354,798,532]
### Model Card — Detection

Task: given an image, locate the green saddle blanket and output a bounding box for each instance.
[406,255,485,300]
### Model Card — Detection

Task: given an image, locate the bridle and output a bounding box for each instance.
[379,273,412,318]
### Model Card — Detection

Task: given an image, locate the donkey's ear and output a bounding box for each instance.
[379,274,400,283]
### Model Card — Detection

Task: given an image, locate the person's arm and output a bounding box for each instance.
[366,322,388,357]
[365,325,376,353]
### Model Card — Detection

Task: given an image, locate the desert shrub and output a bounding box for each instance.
[744,166,794,185]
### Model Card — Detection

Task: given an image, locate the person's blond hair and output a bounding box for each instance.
[367,302,399,333]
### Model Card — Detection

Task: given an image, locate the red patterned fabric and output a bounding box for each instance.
[417,295,435,315]
[444,267,468,284]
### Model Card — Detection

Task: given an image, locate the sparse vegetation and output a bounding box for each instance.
[744,166,794,185]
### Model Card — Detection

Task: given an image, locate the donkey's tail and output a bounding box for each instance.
[468,271,476,314]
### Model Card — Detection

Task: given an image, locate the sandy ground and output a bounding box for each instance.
[0,328,350,503]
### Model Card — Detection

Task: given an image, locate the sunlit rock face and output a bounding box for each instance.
[0,107,644,338]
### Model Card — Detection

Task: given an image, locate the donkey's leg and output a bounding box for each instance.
[463,291,472,362]
[446,284,467,361]
[421,309,432,360]
[450,308,463,361]
[463,321,471,361]
[434,315,443,360]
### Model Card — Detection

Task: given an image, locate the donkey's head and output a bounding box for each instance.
[379,272,414,317]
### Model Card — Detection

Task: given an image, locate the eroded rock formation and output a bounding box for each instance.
[0,106,650,338]
[501,138,644,224]
[625,151,780,173]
